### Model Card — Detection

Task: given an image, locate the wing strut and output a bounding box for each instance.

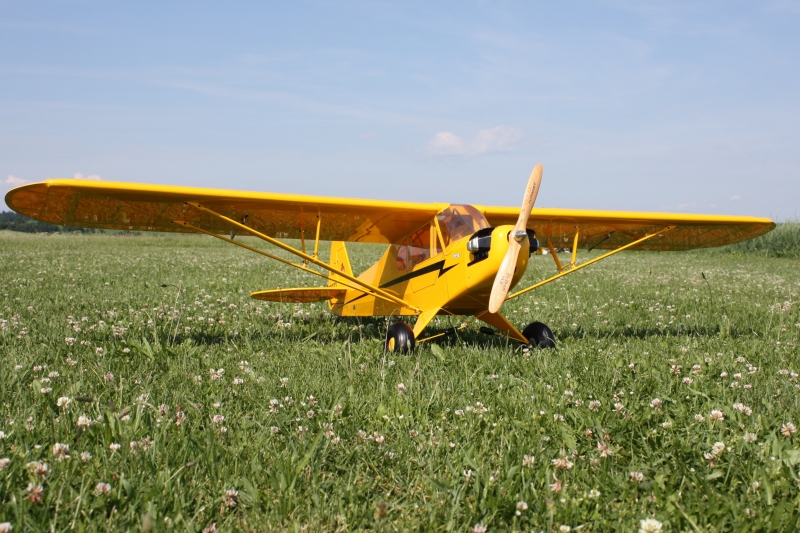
[181,202,421,312]
[174,220,367,294]
[506,226,675,301]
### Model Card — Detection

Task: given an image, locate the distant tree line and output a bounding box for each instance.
[0,211,95,233]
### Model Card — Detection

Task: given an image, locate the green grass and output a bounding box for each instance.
[1,231,799,532]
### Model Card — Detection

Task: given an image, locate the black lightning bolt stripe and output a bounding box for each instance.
[380,260,455,288]
[342,260,455,306]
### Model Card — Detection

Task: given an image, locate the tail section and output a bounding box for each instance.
[328,241,353,288]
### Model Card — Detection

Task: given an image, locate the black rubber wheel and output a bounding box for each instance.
[522,321,556,349]
[385,322,416,353]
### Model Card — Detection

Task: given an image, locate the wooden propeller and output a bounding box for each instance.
[488,164,543,313]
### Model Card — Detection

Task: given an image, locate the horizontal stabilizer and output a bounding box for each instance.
[250,287,346,303]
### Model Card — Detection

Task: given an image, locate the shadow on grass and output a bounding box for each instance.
[116,316,763,354]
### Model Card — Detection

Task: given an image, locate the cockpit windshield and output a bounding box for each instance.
[436,204,490,247]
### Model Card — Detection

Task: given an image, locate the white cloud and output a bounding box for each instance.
[730,194,741,201]
[73,173,102,180]
[427,126,525,156]
[5,175,28,186]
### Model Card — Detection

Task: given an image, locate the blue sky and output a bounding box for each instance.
[2,1,798,219]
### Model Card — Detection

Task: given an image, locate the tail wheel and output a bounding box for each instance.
[385,322,415,353]
[522,321,556,349]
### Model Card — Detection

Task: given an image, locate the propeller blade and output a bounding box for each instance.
[488,164,543,313]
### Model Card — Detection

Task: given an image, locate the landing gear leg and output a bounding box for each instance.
[522,321,556,349]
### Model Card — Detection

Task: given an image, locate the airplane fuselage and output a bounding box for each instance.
[328,224,529,318]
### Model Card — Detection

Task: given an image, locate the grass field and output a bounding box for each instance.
[1,230,799,532]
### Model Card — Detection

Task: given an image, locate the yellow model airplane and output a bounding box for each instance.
[6,165,774,351]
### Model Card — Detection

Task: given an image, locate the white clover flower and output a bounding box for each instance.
[80,451,92,462]
[711,441,725,457]
[639,518,663,533]
[77,415,92,428]
[396,383,407,395]
[94,482,111,495]
[589,400,601,411]
[552,457,574,470]
[743,432,758,443]
[52,443,70,460]
[109,443,121,452]
[515,500,528,515]
[630,471,644,483]
[212,415,225,425]
[523,454,535,467]
[649,398,662,409]
[596,440,613,457]
[709,410,725,423]
[27,461,50,479]
[588,489,601,499]
[224,489,239,508]
[57,397,71,408]
[781,422,797,437]
[0,522,11,533]
[0,458,10,470]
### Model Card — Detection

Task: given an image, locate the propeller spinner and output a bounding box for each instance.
[487,164,543,313]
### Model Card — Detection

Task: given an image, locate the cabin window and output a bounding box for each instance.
[437,204,490,248]
[395,243,410,271]
[394,220,446,272]
[431,220,443,256]
[409,225,431,268]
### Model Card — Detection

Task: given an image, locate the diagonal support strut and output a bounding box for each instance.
[181,203,420,312]
[506,226,675,301]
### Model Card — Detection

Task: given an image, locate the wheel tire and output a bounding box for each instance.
[522,321,556,349]
[385,322,416,353]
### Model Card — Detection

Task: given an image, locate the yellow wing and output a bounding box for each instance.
[6,179,774,250]
[478,206,775,251]
[5,179,446,244]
